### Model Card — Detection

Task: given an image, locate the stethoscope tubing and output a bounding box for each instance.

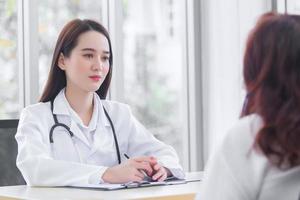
[49,100,121,164]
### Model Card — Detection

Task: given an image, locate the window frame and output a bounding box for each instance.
[18,0,39,108]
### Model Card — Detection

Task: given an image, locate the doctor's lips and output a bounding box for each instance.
[89,75,101,82]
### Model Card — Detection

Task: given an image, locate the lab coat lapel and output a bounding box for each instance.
[52,90,69,116]
[88,127,104,156]
[88,126,115,158]
[69,120,90,147]
[52,89,91,148]
[88,99,112,156]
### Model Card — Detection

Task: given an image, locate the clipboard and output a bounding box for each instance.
[71,176,201,190]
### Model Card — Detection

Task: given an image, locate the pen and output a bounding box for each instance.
[124,153,130,159]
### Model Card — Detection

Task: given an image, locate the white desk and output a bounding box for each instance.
[0,172,202,200]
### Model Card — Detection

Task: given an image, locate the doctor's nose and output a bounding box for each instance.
[92,56,104,71]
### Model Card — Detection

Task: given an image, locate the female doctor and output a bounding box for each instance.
[15,19,184,186]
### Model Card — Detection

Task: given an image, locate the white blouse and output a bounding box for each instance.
[197,114,300,200]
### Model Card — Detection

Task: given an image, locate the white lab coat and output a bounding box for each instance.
[15,89,184,186]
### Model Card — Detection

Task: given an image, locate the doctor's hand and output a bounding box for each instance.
[102,156,157,184]
[151,163,172,182]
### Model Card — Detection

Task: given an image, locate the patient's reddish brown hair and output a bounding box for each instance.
[242,12,300,168]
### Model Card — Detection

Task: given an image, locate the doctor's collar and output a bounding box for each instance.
[51,88,111,127]
[51,89,69,116]
[94,93,111,127]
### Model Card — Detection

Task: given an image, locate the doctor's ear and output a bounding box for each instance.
[58,53,67,70]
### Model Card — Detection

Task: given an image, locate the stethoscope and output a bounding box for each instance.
[48,100,121,164]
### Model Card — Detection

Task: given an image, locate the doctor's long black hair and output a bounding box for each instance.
[39,19,113,102]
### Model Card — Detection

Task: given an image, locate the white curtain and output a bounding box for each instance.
[200,0,272,162]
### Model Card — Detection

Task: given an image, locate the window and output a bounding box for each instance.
[121,0,187,164]
[275,0,300,14]
[201,0,272,161]
[0,0,19,119]
[0,0,199,171]
[286,0,300,14]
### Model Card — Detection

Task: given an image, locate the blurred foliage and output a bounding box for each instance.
[122,0,184,156]
[0,0,18,119]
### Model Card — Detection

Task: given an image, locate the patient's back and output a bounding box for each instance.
[258,166,300,200]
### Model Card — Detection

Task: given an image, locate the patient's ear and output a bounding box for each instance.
[58,53,66,70]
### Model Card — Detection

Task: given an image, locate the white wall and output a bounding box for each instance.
[200,0,272,162]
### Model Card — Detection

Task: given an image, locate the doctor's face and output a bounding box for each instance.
[58,30,110,93]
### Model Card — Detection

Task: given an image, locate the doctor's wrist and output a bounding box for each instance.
[102,167,114,183]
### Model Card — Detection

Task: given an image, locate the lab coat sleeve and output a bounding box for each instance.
[125,107,185,179]
[15,107,107,186]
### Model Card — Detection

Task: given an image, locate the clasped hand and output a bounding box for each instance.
[102,156,171,183]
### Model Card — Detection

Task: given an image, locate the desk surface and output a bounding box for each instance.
[0,172,202,200]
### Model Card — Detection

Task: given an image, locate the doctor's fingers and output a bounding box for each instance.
[153,163,163,171]
[133,156,157,164]
[157,172,168,182]
[131,175,144,182]
[130,169,144,181]
[132,161,153,175]
[152,167,167,181]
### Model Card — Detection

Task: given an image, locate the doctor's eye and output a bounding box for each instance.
[83,54,93,59]
[102,56,109,62]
